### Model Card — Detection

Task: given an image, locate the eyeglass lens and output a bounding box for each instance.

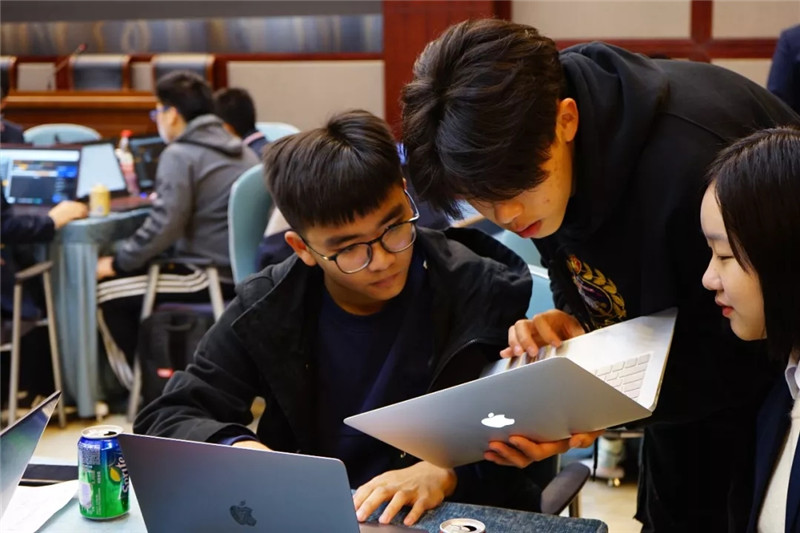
[336,222,416,273]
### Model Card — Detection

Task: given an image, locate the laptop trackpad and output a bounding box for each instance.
[359,523,426,532]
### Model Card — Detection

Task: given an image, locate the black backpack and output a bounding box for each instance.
[137,309,215,408]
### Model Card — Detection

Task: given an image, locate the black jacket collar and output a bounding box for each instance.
[229,227,531,450]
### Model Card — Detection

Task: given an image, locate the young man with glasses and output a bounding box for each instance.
[135,110,597,526]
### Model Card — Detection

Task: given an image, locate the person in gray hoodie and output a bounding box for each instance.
[96,70,259,369]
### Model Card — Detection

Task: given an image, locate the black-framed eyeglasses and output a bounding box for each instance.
[302,190,420,274]
[149,105,172,122]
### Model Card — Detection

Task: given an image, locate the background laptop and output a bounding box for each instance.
[1,147,81,214]
[0,391,61,518]
[345,308,677,468]
[128,135,165,194]
[77,141,128,199]
[117,434,422,533]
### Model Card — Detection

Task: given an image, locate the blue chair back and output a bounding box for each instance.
[23,123,101,145]
[228,164,271,283]
[528,265,555,317]
[497,229,542,266]
[495,230,553,316]
[255,122,300,142]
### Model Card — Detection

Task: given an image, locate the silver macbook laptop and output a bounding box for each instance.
[77,141,128,199]
[345,308,677,468]
[1,147,81,211]
[0,391,61,518]
[117,434,423,533]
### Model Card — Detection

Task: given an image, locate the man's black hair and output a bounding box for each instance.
[214,88,257,138]
[155,70,214,123]
[263,109,403,234]
[402,19,565,218]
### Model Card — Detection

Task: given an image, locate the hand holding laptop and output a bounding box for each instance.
[489,308,600,468]
[485,430,603,468]
[353,461,456,526]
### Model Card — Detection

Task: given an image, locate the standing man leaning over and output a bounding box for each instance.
[401,19,800,532]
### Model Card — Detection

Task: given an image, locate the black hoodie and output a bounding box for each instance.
[536,44,800,531]
[135,227,548,512]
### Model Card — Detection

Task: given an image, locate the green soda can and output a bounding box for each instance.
[78,425,130,519]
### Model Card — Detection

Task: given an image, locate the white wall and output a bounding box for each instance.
[227,60,384,132]
[511,0,800,87]
[512,1,691,39]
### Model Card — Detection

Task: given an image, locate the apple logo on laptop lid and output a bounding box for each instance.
[230,500,257,527]
[481,413,515,429]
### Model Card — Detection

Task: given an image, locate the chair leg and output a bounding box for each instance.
[126,356,142,423]
[7,282,23,426]
[568,495,581,517]
[140,263,161,321]
[128,263,160,422]
[42,271,67,428]
[206,267,224,321]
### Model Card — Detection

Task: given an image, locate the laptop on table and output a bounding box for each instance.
[78,141,153,212]
[1,147,81,215]
[118,434,424,533]
[345,308,677,468]
[0,391,61,519]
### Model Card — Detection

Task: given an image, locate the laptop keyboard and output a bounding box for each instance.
[592,353,651,401]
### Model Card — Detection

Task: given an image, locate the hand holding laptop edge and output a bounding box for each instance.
[490,309,601,468]
[344,308,677,469]
[484,430,603,468]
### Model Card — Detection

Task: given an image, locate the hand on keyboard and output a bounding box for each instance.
[501,309,585,359]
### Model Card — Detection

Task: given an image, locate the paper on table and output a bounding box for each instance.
[0,480,78,533]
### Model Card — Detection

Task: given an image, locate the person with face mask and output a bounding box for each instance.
[95,71,258,370]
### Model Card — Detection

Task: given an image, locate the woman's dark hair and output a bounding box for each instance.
[263,109,403,233]
[155,71,214,123]
[213,88,257,137]
[708,127,800,362]
[401,18,565,218]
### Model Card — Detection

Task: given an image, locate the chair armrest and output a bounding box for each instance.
[540,462,591,515]
[14,261,53,282]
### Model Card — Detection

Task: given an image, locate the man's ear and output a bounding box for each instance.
[285,231,317,267]
[556,97,579,144]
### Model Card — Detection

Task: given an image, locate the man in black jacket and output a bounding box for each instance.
[135,110,598,526]
[401,19,800,532]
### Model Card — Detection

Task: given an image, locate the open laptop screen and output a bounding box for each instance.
[0,391,61,519]
[78,142,128,198]
[1,147,80,205]
[129,135,165,193]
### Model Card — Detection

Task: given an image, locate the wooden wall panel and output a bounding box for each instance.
[382,1,510,135]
